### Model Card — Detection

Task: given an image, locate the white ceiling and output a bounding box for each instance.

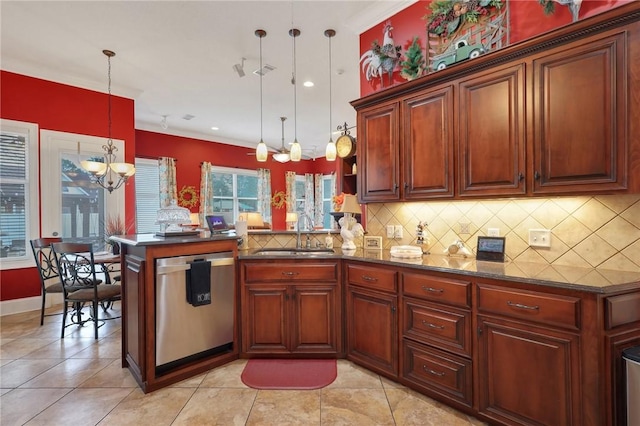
[1,0,413,158]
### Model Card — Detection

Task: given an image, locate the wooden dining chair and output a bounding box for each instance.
[30,237,64,326]
[51,242,121,339]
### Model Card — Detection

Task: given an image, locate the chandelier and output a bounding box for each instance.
[80,49,135,193]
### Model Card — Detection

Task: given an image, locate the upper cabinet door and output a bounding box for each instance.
[358,102,401,202]
[531,31,628,194]
[402,85,455,199]
[458,63,526,197]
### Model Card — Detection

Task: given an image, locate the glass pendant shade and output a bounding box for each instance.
[290,139,302,162]
[272,152,290,163]
[325,140,336,161]
[256,140,268,162]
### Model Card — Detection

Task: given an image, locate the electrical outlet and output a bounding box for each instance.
[529,229,551,248]
[459,222,471,234]
[394,225,403,239]
[488,228,500,237]
[386,225,395,238]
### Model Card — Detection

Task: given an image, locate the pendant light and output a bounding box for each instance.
[255,29,269,162]
[324,29,337,161]
[289,28,302,162]
[80,49,135,193]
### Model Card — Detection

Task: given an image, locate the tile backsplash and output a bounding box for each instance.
[366,195,640,272]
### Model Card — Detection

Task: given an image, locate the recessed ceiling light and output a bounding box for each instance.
[211,126,219,131]
[303,81,314,87]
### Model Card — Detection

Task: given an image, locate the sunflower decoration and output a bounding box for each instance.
[271,191,286,209]
[332,192,346,212]
[178,185,199,209]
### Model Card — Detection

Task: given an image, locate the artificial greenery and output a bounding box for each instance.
[400,37,426,80]
[538,0,556,15]
[424,0,504,38]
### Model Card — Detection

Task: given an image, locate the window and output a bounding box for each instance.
[0,119,39,269]
[211,167,258,225]
[134,158,161,233]
[322,175,335,229]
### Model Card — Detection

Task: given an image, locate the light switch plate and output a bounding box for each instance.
[394,225,403,239]
[488,228,500,237]
[386,225,395,238]
[529,229,551,248]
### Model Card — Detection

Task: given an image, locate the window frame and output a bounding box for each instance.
[0,119,40,270]
[134,157,161,234]
[211,166,258,224]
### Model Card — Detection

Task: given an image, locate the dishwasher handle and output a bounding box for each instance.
[157,257,234,275]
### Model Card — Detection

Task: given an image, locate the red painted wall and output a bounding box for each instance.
[359,0,631,96]
[1,71,135,301]
[0,71,337,302]
[136,130,337,231]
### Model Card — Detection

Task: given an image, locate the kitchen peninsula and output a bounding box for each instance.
[112,233,239,393]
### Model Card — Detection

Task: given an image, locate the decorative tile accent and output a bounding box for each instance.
[365,195,640,272]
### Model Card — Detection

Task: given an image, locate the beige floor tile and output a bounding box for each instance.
[71,336,121,359]
[79,359,139,388]
[385,387,475,425]
[0,358,64,388]
[200,359,249,388]
[325,359,382,389]
[20,358,113,388]
[0,338,58,360]
[172,388,257,425]
[0,388,70,425]
[246,390,321,425]
[321,388,394,425]
[25,387,133,426]
[21,337,96,359]
[171,371,207,388]
[98,387,196,426]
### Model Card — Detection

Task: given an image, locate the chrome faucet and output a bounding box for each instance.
[296,213,312,249]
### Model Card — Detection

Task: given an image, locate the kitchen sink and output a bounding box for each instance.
[253,248,335,256]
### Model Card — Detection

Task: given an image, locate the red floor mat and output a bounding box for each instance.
[241,359,337,390]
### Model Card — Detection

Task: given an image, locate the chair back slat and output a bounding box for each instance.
[51,242,98,293]
[30,237,63,282]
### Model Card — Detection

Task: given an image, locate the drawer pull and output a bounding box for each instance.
[422,320,445,330]
[507,300,539,311]
[282,271,300,276]
[361,275,378,282]
[423,365,445,377]
[422,286,444,293]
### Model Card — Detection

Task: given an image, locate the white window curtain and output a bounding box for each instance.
[199,162,214,225]
[304,173,314,226]
[158,157,177,208]
[257,168,272,226]
[314,174,324,227]
[285,171,296,213]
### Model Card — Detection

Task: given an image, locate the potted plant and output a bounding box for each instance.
[104,214,130,255]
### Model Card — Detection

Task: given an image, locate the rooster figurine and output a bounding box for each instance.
[360,21,402,88]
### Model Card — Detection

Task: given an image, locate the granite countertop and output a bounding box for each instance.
[111,232,239,246]
[239,248,640,294]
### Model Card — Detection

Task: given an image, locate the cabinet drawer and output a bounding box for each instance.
[605,292,640,329]
[402,339,472,407]
[243,262,337,283]
[403,298,471,356]
[477,283,580,330]
[403,272,470,308]
[347,264,397,293]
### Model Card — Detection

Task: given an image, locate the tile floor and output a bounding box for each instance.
[0,304,486,425]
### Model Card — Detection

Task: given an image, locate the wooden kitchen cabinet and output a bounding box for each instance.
[402,85,455,199]
[458,63,526,197]
[346,262,399,378]
[350,4,640,199]
[241,260,341,355]
[357,101,400,202]
[476,282,582,425]
[531,30,628,194]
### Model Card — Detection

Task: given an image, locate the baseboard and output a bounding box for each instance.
[0,294,62,317]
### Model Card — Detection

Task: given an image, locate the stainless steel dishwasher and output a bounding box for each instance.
[155,252,234,373]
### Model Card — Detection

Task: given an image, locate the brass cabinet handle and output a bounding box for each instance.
[362,275,378,282]
[422,286,443,293]
[534,171,541,180]
[518,172,524,181]
[507,300,539,310]
[422,320,445,330]
[282,271,299,276]
[423,365,445,376]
